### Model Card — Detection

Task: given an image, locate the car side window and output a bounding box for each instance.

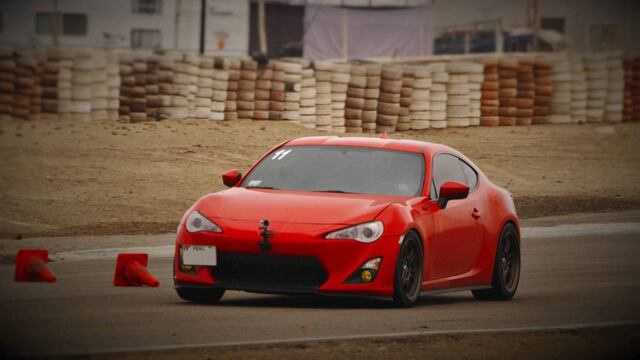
[460,160,478,190]
[431,153,467,199]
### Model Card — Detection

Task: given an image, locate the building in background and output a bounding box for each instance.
[0,0,638,58]
[433,0,640,54]
[0,0,249,55]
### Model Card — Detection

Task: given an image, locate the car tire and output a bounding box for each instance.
[472,222,521,301]
[176,287,225,304]
[393,232,423,308]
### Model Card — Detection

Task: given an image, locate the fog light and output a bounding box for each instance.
[361,269,373,283]
[345,257,383,284]
[180,263,193,272]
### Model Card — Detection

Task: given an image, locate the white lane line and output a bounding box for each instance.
[523,222,640,238]
[52,222,640,262]
[53,245,175,262]
[41,320,640,357]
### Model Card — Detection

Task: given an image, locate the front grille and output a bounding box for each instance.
[211,252,327,293]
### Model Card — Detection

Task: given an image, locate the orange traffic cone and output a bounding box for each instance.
[113,253,159,287]
[14,249,57,282]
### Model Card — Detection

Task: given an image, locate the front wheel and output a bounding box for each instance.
[393,232,423,307]
[472,223,521,300]
[176,287,225,303]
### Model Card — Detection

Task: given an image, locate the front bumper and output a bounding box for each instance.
[173,218,400,298]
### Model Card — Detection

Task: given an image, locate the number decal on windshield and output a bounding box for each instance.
[271,149,292,160]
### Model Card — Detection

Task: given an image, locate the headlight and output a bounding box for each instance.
[325,221,383,243]
[185,211,222,233]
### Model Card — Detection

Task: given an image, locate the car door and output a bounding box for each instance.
[429,153,485,279]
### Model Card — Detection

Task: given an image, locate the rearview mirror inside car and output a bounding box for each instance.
[438,181,470,209]
[222,169,242,187]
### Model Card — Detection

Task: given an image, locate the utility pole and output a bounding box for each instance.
[258,0,267,54]
[51,0,59,46]
[199,0,206,54]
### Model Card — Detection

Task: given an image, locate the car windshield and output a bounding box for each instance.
[241,146,424,196]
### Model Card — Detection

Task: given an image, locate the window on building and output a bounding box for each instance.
[35,13,86,36]
[131,29,162,49]
[35,13,60,35]
[62,14,87,35]
[133,0,162,15]
[434,33,465,55]
[540,17,565,34]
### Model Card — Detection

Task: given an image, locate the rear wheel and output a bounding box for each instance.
[176,287,225,303]
[393,232,423,307]
[472,223,520,300]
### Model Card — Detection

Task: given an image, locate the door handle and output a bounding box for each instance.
[471,208,481,219]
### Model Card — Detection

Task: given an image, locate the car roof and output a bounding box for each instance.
[285,136,455,155]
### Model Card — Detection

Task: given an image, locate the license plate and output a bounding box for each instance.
[182,245,217,266]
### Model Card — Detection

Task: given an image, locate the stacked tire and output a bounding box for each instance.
[396,67,414,131]
[146,54,161,121]
[270,60,285,121]
[157,52,178,120]
[362,63,381,133]
[238,59,257,121]
[0,46,14,120]
[585,52,608,123]
[299,63,316,129]
[376,66,403,133]
[129,53,148,123]
[532,58,553,125]
[106,51,120,121]
[480,58,499,126]
[253,60,272,121]
[30,51,44,121]
[118,52,133,122]
[549,55,572,124]
[623,57,633,122]
[331,63,350,133]
[41,48,59,121]
[633,58,640,121]
[14,50,35,120]
[604,51,624,123]
[185,54,200,119]
[224,58,240,121]
[313,61,333,131]
[195,56,214,120]
[409,65,431,130]
[515,59,534,125]
[570,54,588,124]
[498,58,518,126]
[280,61,302,123]
[344,64,366,133]
[91,49,109,121]
[467,63,484,126]
[429,62,448,129]
[57,50,73,120]
[210,59,228,121]
[70,49,93,122]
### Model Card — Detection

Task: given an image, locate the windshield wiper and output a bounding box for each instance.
[245,186,279,190]
[311,189,358,194]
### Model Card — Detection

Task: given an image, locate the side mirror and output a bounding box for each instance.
[438,181,469,209]
[222,169,242,187]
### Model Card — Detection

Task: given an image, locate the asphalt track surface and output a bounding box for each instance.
[1,219,639,357]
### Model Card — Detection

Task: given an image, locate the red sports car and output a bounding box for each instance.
[173,136,520,307]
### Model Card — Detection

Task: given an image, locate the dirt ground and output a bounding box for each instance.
[57,325,640,360]
[0,119,639,238]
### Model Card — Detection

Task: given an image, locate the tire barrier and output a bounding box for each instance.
[1,46,639,134]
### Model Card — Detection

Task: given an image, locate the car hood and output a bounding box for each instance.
[195,187,409,225]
